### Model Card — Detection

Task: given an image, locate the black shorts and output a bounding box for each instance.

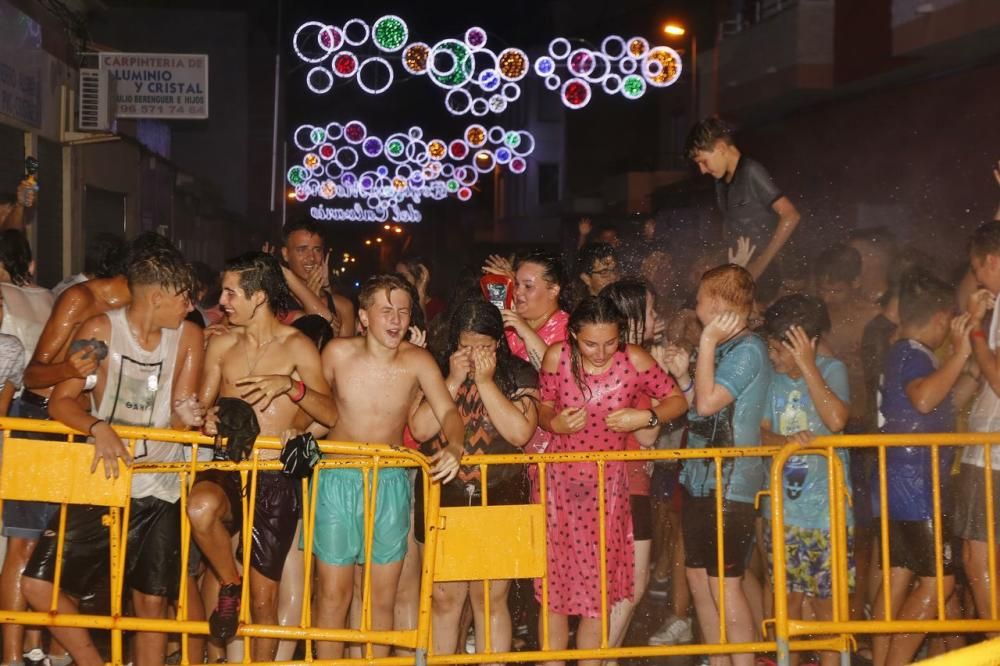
[24,496,181,599]
[879,518,957,578]
[630,495,652,541]
[681,492,756,578]
[193,469,300,582]
[413,472,528,545]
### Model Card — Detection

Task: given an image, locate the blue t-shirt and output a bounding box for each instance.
[761,356,852,530]
[873,339,955,521]
[680,333,772,504]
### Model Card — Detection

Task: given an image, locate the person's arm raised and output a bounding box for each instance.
[473,347,538,446]
[414,348,464,482]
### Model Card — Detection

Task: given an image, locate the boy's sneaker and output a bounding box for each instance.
[647,616,693,645]
[22,650,50,666]
[209,581,242,641]
[646,574,670,599]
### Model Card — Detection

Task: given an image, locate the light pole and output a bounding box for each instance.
[663,22,697,122]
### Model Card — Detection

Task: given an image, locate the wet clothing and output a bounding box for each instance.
[24,496,181,599]
[505,310,569,365]
[764,522,856,598]
[964,291,1000,469]
[681,493,756,578]
[715,156,783,247]
[194,469,301,582]
[761,356,852,530]
[879,518,957,577]
[953,463,1000,542]
[0,283,53,382]
[680,333,772,504]
[874,339,955,521]
[2,392,59,539]
[630,495,653,541]
[536,344,674,617]
[312,467,411,566]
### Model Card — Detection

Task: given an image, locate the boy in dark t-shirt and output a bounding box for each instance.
[870,268,975,666]
[686,117,800,281]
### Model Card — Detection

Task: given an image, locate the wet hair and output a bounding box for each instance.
[567,295,626,400]
[223,252,291,316]
[685,116,735,158]
[600,278,654,346]
[129,231,176,258]
[969,221,1000,261]
[397,255,429,283]
[443,298,536,397]
[292,313,335,350]
[281,218,324,246]
[898,267,954,328]
[576,242,618,276]
[0,230,32,286]
[128,245,196,298]
[514,249,569,311]
[762,294,831,341]
[84,232,129,278]
[427,264,486,354]
[358,273,412,311]
[815,243,862,285]
[699,264,754,315]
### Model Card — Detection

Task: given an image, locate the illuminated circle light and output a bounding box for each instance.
[343,121,366,144]
[509,157,527,174]
[627,36,649,58]
[362,137,383,157]
[643,46,682,87]
[548,37,571,60]
[392,177,407,191]
[562,78,592,109]
[478,69,501,92]
[501,83,521,101]
[295,186,309,202]
[385,135,408,162]
[336,146,359,169]
[601,35,626,59]
[429,39,474,89]
[342,19,370,46]
[448,140,469,160]
[427,139,447,160]
[497,48,529,81]
[293,22,334,63]
[456,166,477,185]
[357,57,395,94]
[409,126,423,139]
[445,88,473,115]
[325,162,341,179]
[402,42,430,74]
[464,27,487,50]
[544,75,561,91]
[473,150,495,173]
[457,187,472,201]
[487,126,506,144]
[319,25,343,52]
[619,57,637,74]
[602,74,622,94]
[294,125,317,151]
[470,98,489,117]
[568,49,595,77]
[495,147,512,164]
[488,95,507,113]
[534,56,555,77]
[446,179,460,192]
[320,180,336,199]
[621,74,646,99]
[504,130,521,149]
[372,15,408,52]
[288,166,308,185]
[376,166,389,177]
[511,131,535,156]
[465,124,487,147]
[310,127,326,144]
[583,52,611,83]
[318,144,336,160]
[333,52,358,77]
[306,67,334,94]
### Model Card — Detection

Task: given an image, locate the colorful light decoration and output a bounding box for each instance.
[289,120,536,215]
[293,16,683,112]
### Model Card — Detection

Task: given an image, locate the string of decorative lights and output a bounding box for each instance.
[292,15,682,113]
[287,120,535,212]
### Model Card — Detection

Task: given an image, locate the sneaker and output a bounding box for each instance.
[648,616,693,646]
[209,581,242,641]
[646,574,670,599]
[22,650,50,666]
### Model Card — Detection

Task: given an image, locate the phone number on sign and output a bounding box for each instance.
[117,104,206,116]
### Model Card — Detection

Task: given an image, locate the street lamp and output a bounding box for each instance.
[663,21,697,122]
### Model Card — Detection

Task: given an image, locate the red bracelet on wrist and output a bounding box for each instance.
[971,329,987,341]
[289,379,306,403]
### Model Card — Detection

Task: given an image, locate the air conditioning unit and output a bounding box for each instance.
[78,68,116,132]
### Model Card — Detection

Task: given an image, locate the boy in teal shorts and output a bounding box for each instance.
[760,294,854,666]
[315,274,464,660]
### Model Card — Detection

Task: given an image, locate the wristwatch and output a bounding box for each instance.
[647,409,659,428]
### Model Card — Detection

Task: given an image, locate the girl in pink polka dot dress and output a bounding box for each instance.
[536,296,687,658]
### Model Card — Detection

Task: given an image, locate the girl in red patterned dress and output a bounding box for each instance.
[537,296,687,665]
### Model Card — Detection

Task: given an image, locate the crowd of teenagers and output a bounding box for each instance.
[0,118,997,666]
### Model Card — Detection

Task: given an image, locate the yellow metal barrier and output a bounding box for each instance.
[4,417,1000,666]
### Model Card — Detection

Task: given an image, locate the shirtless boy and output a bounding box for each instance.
[313,274,463,659]
[21,246,204,666]
[187,252,335,660]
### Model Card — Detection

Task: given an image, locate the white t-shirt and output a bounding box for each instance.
[965,292,1000,469]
